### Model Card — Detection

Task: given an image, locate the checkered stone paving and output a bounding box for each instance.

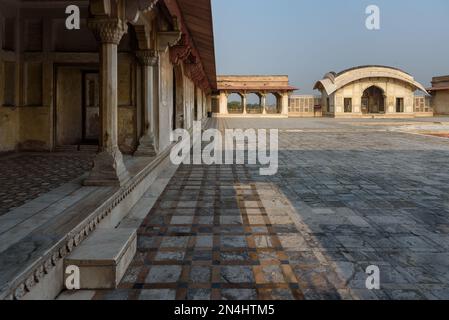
[94,119,449,300]
[0,153,94,216]
[95,165,332,300]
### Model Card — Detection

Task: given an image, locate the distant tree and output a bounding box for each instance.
[227,101,241,109]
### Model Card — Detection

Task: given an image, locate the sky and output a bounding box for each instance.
[212,0,449,95]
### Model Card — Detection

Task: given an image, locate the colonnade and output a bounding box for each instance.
[218,91,290,116]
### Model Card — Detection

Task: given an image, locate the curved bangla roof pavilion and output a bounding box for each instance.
[312,65,431,118]
[314,65,428,96]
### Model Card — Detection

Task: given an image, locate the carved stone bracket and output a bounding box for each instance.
[125,0,160,23]
[169,35,193,65]
[157,30,182,52]
[184,61,210,91]
[87,18,128,44]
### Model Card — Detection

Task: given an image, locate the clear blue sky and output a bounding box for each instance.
[212,0,449,94]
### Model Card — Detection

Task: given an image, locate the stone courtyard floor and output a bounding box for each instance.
[86,118,449,300]
[0,153,94,216]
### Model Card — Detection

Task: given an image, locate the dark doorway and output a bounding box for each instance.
[82,72,100,144]
[396,98,404,113]
[362,86,385,114]
[55,65,99,149]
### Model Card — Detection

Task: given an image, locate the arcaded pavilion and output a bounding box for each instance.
[214,75,297,117]
[314,65,432,118]
[0,0,217,300]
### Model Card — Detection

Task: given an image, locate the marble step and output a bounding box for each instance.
[79,145,99,153]
[64,228,137,289]
[55,145,98,153]
[55,145,78,152]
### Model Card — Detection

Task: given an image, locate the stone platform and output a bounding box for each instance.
[0,147,175,300]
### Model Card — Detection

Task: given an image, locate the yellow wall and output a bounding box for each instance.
[0,108,19,152]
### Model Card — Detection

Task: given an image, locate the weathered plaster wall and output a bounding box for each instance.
[433,91,449,115]
[56,66,83,146]
[19,107,52,150]
[118,107,137,154]
[0,108,19,152]
[117,54,138,154]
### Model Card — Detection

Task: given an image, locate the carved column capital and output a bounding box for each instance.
[88,18,128,44]
[136,50,158,67]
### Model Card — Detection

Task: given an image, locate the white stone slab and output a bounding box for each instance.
[64,228,137,289]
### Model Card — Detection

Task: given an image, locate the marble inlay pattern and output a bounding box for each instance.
[0,153,94,216]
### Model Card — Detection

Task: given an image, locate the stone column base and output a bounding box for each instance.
[84,150,129,187]
[134,134,157,157]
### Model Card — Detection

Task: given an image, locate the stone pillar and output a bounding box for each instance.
[242,93,247,115]
[135,50,157,157]
[219,92,228,115]
[281,92,289,115]
[152,57,160,152]
[84,18,129,187]
[261,93,267,115]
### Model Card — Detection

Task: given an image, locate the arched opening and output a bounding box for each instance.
[246,93,262,114]
[227,93,243,114]
[362,86,385,114]
[172,65,184,129]
[266,93,280,114]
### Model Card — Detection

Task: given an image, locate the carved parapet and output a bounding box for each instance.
[87,18,128,44]
[136,50,158,66]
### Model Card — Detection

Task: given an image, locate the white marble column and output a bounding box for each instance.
[219,92,228,115]
[152,58,160,152]
[84,18,129,186]
[135,50,157,157]
[261,93,267,115]
[281,92,289,115]
[242,93,247,115]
